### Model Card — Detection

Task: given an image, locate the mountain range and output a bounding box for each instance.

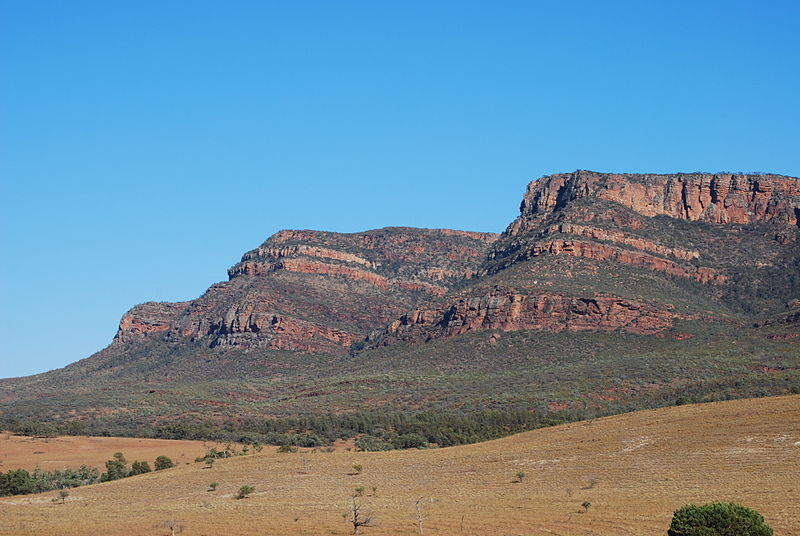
[2,170,799,437]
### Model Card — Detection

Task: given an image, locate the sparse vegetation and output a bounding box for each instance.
[515,471,526,483]
[208,482,218,491]
[236,485,255,499]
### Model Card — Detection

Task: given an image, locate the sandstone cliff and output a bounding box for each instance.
[113,227,499,355]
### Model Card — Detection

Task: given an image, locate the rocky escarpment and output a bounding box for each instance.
[367,171,800,348]
[113,227,499,355]
[505,171,800,236]
[366,287,680,348]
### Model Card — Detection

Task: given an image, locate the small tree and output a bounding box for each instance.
[236,485,255,499]
[57,489,69,504]
[154,456,176,471]
[130,461,151,475]
[208,482,218,492]
[351,464,363,475]
[415,497,426,535]
[346,496,374,535]
[204,458,215,469]
[515,471,526,483]
[101,452,128,481]
[668,502,773,536]
[582,501,591,513]
[158,519,183,536]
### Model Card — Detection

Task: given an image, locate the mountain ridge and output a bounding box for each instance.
[2,170,798,437]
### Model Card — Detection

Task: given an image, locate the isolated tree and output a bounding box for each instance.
[515,471,526,483]
[668,502,773,536]
[208,482,218,491]
[346,496,374,535]
[582,501,591,513]
[158,519,183,536]
[351,464,363,475]
[415,497,426,535]
[154,456,176,470]
[236,485,255,499]
[58,489,69,504]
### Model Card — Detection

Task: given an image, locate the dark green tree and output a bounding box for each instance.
[130,461,152,475]
[154,455,176,470]
[100,452,129,482]
[668,502,773,536]
[0,469,36,496]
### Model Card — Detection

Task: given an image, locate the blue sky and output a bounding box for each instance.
[1,0,798,378]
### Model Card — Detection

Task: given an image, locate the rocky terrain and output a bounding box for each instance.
[1,171,798,434]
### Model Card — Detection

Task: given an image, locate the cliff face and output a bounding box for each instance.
[113,227,499,355]
[506,171,800,236]
[368,171,800,348]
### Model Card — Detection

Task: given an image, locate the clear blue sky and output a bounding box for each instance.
[1,1,798,378]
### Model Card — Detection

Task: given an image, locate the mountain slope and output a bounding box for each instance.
[1,171,799,435]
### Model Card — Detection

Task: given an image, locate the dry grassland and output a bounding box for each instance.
[1,395,798,536]
[0,434,217,472]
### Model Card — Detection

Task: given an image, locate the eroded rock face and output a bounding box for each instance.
[112,227,499,354]
[506,171,800,236]
[368,288,677,346]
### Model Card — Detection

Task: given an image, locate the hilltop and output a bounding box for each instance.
[1,171,798,439]
[1,395,797,535]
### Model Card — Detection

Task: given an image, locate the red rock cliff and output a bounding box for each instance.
[506,171,800,236]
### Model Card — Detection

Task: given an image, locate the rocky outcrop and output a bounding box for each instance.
[539,223,700,260]
[368,288,678,346]
[506,171,800,236]
[489,238,726,284]
[115,301,190,344]
[111,227,499,354]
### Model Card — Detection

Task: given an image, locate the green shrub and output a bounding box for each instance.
[130,461,151,475]
[668,502,773,536]
[154,455,176,470]
[236,485,255,499]
[392,433,428,449]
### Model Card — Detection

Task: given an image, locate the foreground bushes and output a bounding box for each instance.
[0,466,99,496]
[669,502,773,536]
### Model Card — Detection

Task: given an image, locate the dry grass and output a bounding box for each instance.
[1,395,798,536]
[0,434,217,472]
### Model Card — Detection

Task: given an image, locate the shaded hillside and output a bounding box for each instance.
[2,396,798,536]
[1,171,799,436]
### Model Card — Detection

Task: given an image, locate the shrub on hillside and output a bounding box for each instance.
[154,455,176,470]
[668,502,773,536]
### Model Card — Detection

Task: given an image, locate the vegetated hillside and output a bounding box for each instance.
[1,171,799,438]
[1,396,797,536]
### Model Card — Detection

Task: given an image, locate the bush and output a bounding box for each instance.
[130,461,151,475]
[668,502,773,536]
[392,433,428,449]
[236,485,255,499]
[154,456,176,470]
[355,435,393,451]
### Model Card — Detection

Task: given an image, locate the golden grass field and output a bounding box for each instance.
[0,433,217,472]
[1,395,798,536]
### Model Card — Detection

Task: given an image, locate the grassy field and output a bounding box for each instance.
[1,395,797,535]
[0,434,219,472]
